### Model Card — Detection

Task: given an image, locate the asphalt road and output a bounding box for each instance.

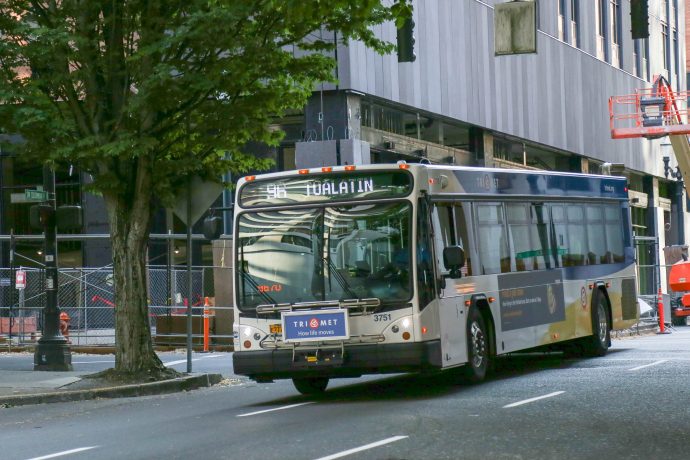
[2,327,690,460]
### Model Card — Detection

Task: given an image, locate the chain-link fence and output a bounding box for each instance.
[0,265,234,347]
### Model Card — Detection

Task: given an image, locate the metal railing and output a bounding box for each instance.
[0,264,234,347]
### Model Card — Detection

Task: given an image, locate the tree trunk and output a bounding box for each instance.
[105,159,166,377]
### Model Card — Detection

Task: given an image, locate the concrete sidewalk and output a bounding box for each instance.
[0,348,223,407]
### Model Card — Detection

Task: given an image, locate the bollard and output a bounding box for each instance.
[203,297,210,352]
[657,287,666,334]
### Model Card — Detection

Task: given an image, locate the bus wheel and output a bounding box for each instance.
[461,308,490,383]
[583,291,610,357]
[292,377,329,395]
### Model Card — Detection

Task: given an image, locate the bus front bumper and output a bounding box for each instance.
[232,340,442,381]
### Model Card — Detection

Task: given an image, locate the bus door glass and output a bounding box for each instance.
[432,203,472,297]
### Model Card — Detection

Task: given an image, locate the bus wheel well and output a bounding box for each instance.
[475,298,497,360]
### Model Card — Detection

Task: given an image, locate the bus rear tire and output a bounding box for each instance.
[583,291,611,357]
[461,308,490,383]
[292,377,329,395]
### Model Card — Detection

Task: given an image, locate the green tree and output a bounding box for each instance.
[0,0,409,379]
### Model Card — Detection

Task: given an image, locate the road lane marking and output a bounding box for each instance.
[25,446,98,460]
[503,391,565,408]
[313,436,409,460]
[164,354,224,367]
[628,359,669,371]
[237,402,315,417]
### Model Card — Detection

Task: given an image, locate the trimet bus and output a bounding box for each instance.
[232,163,638,394]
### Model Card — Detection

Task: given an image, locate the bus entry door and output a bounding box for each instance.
[438,295,468,367]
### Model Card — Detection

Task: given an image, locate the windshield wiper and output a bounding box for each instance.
[324,256,358,299]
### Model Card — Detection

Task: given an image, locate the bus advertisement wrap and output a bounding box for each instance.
[498,271,565,331]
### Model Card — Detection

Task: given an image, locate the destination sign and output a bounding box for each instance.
[239,171,412,207]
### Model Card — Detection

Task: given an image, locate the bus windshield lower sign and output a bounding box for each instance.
[282,309,349,343]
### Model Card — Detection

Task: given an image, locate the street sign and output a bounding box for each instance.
[15,270,26,290]
[25,189,48,201]
[10,188,48,203]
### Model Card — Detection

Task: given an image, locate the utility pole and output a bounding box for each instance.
[34,164,72,371]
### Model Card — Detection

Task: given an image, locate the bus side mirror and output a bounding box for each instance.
[443,246,465,279]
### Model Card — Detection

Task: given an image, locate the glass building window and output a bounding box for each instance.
[596,0,606,60]
[570,0,580,47]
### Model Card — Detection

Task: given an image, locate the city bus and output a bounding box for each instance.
[232,163,638,394]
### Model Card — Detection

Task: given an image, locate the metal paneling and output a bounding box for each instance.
[341,0,687,176]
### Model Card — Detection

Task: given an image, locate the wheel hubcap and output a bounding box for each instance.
[470,321,486,368]
[597,303,607,344]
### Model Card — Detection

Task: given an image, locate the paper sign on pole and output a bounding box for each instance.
[15,270,26,290]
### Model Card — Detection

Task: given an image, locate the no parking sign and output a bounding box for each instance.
[15,270,26,290]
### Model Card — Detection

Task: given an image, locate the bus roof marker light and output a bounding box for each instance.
[398,163,410,170]
[464,300,471,307]
[245,175,256,181]
[322,167,333,173]
[298,169,309,175]
[345,165,356,171]
[488,297,495,303]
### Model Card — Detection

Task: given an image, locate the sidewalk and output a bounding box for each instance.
[0,348,223,408]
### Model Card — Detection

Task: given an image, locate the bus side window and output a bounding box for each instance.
[432,204,471,277]
[565,204,587,266]
[476,203,510,274]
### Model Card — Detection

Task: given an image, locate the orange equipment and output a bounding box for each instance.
[669,261,690,315]
[609,75,690,140]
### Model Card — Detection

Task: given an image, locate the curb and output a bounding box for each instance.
[2,345,234,355]
[0,373,223,408]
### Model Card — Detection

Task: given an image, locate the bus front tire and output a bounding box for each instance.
[292,377,329,395]
[461,308,490,383]
[583,291,611,357]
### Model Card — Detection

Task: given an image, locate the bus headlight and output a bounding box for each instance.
[402,318,411,329]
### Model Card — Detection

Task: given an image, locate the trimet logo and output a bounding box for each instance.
[309,318,320,329]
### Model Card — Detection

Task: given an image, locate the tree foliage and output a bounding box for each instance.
[0,0,409,376]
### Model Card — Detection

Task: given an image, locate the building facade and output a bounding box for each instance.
[267,0,686,297]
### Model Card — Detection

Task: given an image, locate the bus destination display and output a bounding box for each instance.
[240,171,412,207]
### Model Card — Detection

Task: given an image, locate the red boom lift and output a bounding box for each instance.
[610,75,690,323]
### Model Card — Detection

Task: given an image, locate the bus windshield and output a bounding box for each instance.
[236,202,412,310]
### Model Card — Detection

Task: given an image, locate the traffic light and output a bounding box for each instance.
[630,0,649,39]
[29,204,54,230]
[397,18,416,62]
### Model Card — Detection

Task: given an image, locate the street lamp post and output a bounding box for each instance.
[33,164,72,371]
[663,155,686,245]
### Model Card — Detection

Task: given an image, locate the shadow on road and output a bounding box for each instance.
[249,350,613,407]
